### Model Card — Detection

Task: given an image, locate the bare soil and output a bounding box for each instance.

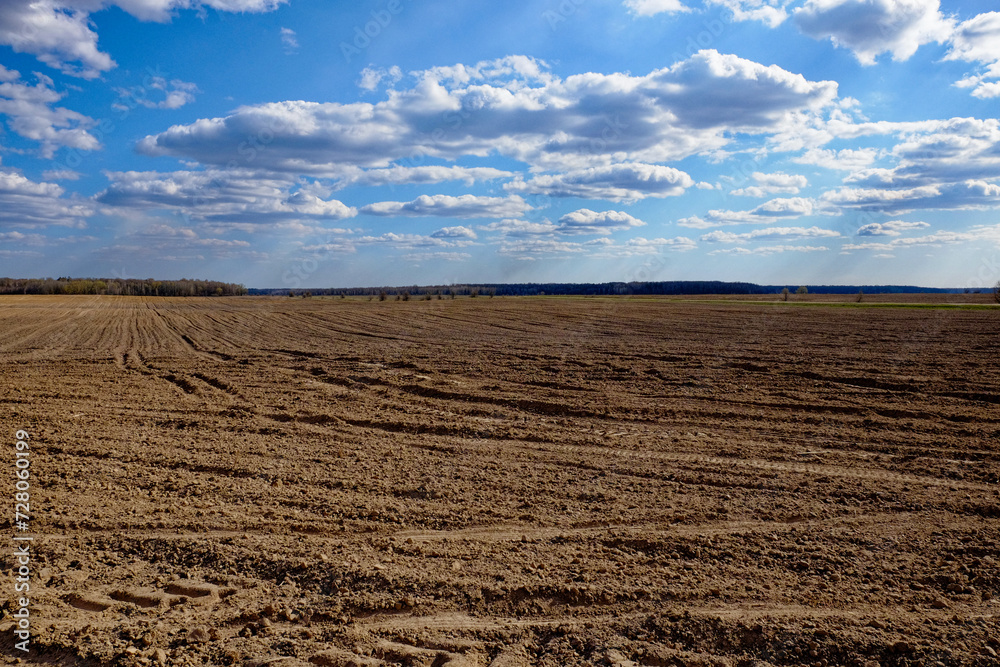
[0,295,998,667]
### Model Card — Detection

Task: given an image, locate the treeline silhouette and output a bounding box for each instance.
[0,278,961,298]
[253,281,961,297]
[0,277,248,296]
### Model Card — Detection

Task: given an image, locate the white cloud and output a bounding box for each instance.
[360,194,528,218]
[623,0,690,16]
[701,225,840,242]
[678,210,765,229]
[0,2,115,79]
[944,12,1000,98]
[0,1,286,78]
[628,236,696,250]
[431,225,477,239]
[811,118,1000,214]
[856,220,929,235]
[401,252,471,262]
[498,239,589,258]
[709,244,829,255]
[101,223,259,262]
[678,196,818,228]
[794,0,953,65]
[945,12,1000,64]
[356,232,471,250]
[478,219,559,236]
[137,52,839,175]
[556,209,646,235]
[0,67,99,157]
[96,169,357,226]
[878,118,1000,186]
[730,171,808,196]
[332,165,514,189]
[358,65,403,91]
[754,196,816,217]
[646,50,838,131]
[587,236,697,257]
[0,169,93,227]
[842,228,990,251]
[0,64,19,83]
[822,180,1000,213]
[706,0,789,28]
[114,77,199,111]
[505,163,693,202]
[280,27,298,54]
[109,0,287,22]
[114,223,256,261]
[794,147,880,171]
[962,80,1000,99]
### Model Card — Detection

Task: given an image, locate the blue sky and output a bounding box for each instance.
[2,1,1000,288]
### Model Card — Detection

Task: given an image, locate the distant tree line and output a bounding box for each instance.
[0,277,248,296]
[258,281,769,298]
[253,281,966,298]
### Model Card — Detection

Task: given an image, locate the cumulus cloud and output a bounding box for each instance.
[946,12,1000,62]
[0,169,94,227]
[805,118,1000,215]
[729,171,808,197]
[646,50,837,131]
[431,226,478,240]
[0,1,286,78]
[360,194,528,218]
[136,52,839,175]
[95,169,357,226]
[822,180,1000,213]
[505,163,693,202]
[705,0,790,28]
[754,196,816,216]
[856,220,929,235]
[0,67,100,157]
[944,11,1000,97]
[358,65,403,91]
[556,209,646,235]
[873,118,1000,186]
[794,0,953,65]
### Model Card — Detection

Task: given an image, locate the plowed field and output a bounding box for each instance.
[0,295,998,666]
